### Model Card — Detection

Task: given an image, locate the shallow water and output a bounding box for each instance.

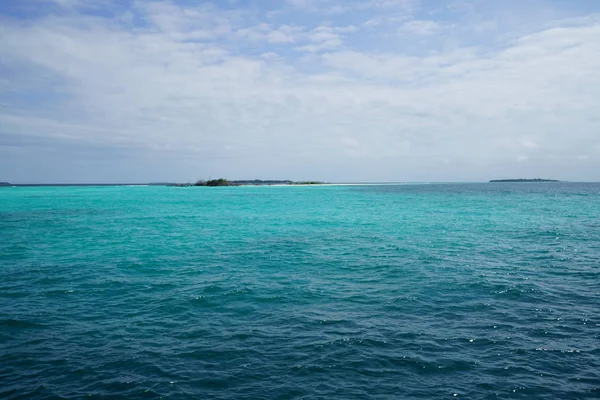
[1,183,599,399]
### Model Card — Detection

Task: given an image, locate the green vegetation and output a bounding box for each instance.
[290,181,324,185]
[172,178,325,187]
[234,180,292,185]
[194,178,234,187]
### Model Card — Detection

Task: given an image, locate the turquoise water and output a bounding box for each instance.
[1,183,599,399]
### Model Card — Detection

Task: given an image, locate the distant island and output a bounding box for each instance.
[489,178,559,183]
[173,179,325,187]
[0,180,326,187]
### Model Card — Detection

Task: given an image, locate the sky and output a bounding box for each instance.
[0,0,599,183]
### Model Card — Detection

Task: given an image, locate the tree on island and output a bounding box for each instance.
[207,178,231,186]
[194,178,232,186]
[176,178,324,187]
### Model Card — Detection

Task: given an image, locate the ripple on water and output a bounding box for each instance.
[1,183,600,399]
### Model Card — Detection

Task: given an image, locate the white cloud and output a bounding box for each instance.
[1,1,600,181]
[236,24,305,44]
[398,19,448,35]
[297,39,343,52]
[34,0,116,10]
[287,0,417,14]
[285,0,331,11]
[295,25,355,52]
[133,1,237,40]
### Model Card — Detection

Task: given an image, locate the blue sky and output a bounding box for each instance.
[1,0,599,183]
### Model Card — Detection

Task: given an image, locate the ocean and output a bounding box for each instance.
[1,183,599,399]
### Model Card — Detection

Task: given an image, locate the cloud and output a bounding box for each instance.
[1,1,600,182]
[398,20,448,35]
[235,24,356,49]
[287,0,417,14]
[236,24,305,44]
[295,25,355,52]
[32,0,116,10]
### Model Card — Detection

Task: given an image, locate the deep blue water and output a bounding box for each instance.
[1,183,599,399]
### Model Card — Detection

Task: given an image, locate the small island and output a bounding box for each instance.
[489,178,559,183]
[0,182,11,186]
[172,179,325,187]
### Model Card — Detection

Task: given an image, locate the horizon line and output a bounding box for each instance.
[2,180,591,187]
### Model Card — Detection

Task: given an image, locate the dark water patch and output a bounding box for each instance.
[0,319,46,329]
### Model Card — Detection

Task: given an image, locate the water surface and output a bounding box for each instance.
[1,183,599,399]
